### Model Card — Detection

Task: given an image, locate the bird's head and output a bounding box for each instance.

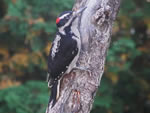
[56,7,86,28]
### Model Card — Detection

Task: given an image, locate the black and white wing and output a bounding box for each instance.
[47,32,78,87]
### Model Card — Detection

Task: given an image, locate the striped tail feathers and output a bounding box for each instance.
[48,81,58,108]
[47,73,54,88]
[47,79,61,108]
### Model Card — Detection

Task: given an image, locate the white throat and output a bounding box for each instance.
[58,27,66,35]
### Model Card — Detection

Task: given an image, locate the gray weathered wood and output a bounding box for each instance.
[46,0,120,113]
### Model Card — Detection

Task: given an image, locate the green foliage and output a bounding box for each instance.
[0,81,49,113]
[120,0,150,18]
[94,79,113,109]
[0,0,73,79]
[107,38,141,72]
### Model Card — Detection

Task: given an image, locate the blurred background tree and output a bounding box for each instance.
[0,0,150,113]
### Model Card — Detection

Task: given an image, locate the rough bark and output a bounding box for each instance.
[46,0,120,113]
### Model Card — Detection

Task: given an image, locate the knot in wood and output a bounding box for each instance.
[93,5,111,26]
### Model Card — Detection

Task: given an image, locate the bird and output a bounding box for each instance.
[47,7,86,108]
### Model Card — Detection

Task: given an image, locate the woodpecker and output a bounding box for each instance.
[47,7,86,108]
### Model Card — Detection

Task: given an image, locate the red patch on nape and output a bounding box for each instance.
[56,18,60,24]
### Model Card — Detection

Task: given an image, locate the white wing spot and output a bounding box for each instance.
[51,36,61,59]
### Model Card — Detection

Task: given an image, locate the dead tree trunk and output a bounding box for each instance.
[46,0,120,113]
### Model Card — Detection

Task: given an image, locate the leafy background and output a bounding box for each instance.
[0,0,150,113]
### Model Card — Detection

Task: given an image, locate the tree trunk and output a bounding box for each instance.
[46,0,120,113]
